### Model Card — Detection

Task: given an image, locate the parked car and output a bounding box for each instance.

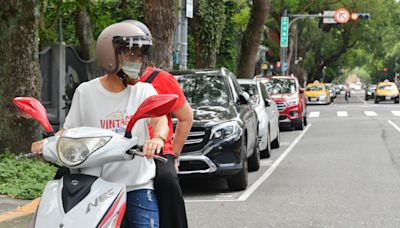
[334,84,343,94]
[365,84,377,100]
[172,68,259,190]
[374,80,399,104]
[257,75,307,130]
[305,82,331,105]
[325,83,337,100]
[238,79,280,158]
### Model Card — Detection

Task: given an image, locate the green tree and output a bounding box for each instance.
[191,0,226,68]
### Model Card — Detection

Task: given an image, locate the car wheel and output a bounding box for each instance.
[395,96,399,104]
[294,118,304,130]
[365,96,369,101]
[248,140,260,172]
[271,128,280,149]
[374,97,379,104]
[303,113,308,126]
[227,138,248,191]
[260,132,271,158]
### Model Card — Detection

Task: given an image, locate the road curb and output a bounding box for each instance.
[0,198,39,223]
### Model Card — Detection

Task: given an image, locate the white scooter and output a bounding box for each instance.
[13,94,177,228]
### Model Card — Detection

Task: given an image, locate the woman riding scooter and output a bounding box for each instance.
[32,21,169,227]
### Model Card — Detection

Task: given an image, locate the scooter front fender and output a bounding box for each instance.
[34,178,126,228]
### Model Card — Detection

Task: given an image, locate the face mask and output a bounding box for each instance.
[121,61,142,79]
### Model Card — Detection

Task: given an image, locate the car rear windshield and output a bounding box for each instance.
[263,79,296,94]
[239,83,259,104]
[378,84,397,91]
[306,85,325,91]
[175,74,230,108]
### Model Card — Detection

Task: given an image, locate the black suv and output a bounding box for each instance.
[171,68,259,191]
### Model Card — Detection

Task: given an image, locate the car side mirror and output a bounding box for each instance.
[238,92,250,105]
[264,99,271,107]
[299,88,305,93]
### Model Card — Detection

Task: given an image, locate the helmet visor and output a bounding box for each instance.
[113,35,151,49]
[119,46,143,62]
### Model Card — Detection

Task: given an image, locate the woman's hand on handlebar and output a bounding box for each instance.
[142,137,164,159]
[31,139,47,154]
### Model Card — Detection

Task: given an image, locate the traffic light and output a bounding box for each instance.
[351,12,370,21]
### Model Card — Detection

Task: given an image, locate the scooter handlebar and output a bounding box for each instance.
[127,148,168,163]
[16,152,41,160]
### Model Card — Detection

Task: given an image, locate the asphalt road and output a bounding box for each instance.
[184,91,400,227]
[3,91,400,227]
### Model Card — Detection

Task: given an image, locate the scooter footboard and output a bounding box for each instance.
[34,178,126,228]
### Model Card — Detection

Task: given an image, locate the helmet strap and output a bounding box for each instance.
[117,70,128,87]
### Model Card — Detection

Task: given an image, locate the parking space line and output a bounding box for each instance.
[237,124,312,201]
[388,120,400,132]
[364,111,377,116]
[337,111,348,117]
[392,111,400,117]
[309,112,320,118]
[185,125,312,203]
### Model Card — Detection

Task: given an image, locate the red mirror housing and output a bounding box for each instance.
[124,94,178,138]
[13,97,54,134]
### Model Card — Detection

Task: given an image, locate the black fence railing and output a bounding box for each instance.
[39,44,101,130]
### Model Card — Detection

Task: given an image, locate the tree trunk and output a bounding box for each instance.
[236,0,269,78]
[191,0,226,68]
[75,6,96,60]
[143,0,176,70]
[0,0,41,153]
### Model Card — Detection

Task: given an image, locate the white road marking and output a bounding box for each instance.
[260,160,273,166]
[388,120,400,132]
[309,111,320,118]
[237,124,312,201]
[337,111,348,117]
[364,111,377,116]
[185,125,312,203]
[392,111,400,116]
[279,142,290,146]
[214,193,235,199]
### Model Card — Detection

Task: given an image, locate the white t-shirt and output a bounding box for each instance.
[63,78,158,191]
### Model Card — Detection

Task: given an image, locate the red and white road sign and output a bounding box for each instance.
[334,8,350,23]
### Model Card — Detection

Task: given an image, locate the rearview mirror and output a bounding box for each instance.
[264,99,271,107]
[238,92,250,105]
[124,94,178,138]
[13,97,54,135]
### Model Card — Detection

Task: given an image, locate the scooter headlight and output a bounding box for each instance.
[57,137,111,166]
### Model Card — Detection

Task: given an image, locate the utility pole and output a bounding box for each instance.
[175,0,192,70]
[279,9,288,75]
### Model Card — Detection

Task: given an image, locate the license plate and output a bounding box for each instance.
[311,97,318,102]
[385,96,392,100]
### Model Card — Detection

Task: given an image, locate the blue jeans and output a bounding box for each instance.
[125,189,159,228]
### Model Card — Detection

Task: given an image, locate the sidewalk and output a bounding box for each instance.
[0,195,38,226]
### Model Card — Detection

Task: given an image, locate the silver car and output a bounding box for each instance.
[238,79,280,158]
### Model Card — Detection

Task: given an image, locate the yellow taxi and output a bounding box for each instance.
[305,81,331,105]
[374,80,399,103]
